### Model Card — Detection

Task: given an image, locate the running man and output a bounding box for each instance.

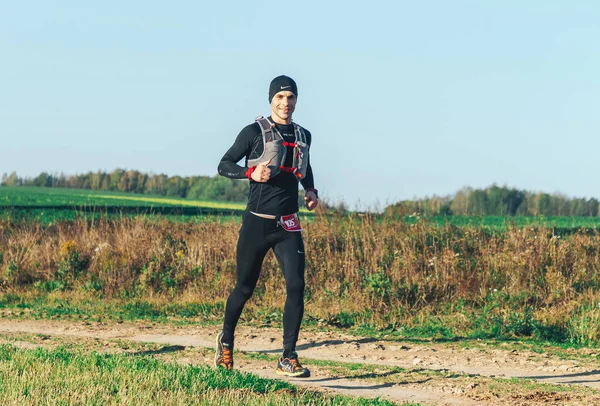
[214,75,318,377]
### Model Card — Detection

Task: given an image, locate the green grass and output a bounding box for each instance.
[0,208,244,224]
[0,344,402,406]
[404,214,600,230]
[0,292,225,325]
[0,186,246,209]
[0,186,248,223]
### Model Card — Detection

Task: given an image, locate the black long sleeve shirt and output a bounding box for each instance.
[218,118,314,216]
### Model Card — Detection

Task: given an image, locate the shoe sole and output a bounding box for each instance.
[276,368,310,378]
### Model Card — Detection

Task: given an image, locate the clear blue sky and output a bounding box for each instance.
[2,1,599,209]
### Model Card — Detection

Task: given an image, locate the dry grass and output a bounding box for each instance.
[2,214,600,343]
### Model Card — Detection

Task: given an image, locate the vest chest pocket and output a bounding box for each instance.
[293,141,309,179]
[263,139,286,170]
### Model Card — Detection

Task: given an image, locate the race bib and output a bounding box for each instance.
[279,213,302,232]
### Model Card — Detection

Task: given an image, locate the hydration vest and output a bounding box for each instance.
[247,117,310,180]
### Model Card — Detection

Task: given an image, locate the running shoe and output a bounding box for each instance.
[276,352,310,377]
[214,332,233,370]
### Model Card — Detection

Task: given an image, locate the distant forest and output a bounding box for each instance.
[385,185,599,217]
[2,171,599,216]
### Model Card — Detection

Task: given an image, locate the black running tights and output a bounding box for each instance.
[221,212,305,351]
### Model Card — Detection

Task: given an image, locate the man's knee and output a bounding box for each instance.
[233,284,255,301]
[286,279,305,296]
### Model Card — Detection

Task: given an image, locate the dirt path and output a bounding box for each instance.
[1,319,599,405]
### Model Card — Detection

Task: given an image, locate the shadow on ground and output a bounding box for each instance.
[130,345,186,356]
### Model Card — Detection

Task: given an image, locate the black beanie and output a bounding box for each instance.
[268,75,298,103]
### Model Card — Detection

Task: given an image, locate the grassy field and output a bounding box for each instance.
[407,214,600,230]
[4,186,600,229]
[0,342,405,406]
[0,186,248,222]
[3,186,600,404]
[0,186,246,210]
[2,214,600,346]
[3,187,600,345]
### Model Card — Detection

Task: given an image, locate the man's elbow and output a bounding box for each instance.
[217,161,226,176]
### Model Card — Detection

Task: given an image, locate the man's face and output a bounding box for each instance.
[270,91,297,123]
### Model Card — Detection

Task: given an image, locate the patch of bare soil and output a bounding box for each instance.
[1,320,599,405]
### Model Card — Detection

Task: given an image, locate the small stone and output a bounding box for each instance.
[558,365,571,371]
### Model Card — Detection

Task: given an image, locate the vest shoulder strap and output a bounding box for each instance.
[294,123,307,143]
[255,116,277,142]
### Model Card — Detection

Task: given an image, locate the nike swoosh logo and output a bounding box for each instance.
[280,86,291,90]
[298,251,304,254]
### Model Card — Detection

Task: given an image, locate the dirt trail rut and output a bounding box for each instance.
[1,320,599,405]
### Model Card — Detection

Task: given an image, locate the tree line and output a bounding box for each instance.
[385,185,599,217]
[3,171,599,216]
[1,170,249,202]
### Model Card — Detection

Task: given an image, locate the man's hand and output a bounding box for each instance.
[304,190,318,211]
[251,159,272,183]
